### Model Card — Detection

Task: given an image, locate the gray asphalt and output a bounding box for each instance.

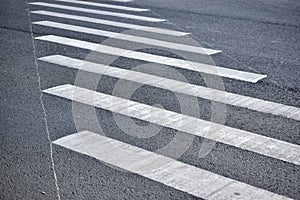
[1,0,299,199]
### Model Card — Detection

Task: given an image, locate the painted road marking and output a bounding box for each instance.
[55,0,150,12]
[39,55,300,121]
[33,21,221,55]
[53,131,292,200]
[35,35,266,83]
[30,11,189,36]
[44,84,300,165]
[29,2,165,22]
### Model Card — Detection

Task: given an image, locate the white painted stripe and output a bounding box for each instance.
[29,2,165,22]
[55,0,150,12]
[33,21,221,55]
[39,55,300,121]
[44,84,300,165]
[30,11,189,36]
[35,35,266,83]
[53,130,292,200]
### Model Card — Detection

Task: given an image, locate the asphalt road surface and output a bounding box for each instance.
[1,0,299,199]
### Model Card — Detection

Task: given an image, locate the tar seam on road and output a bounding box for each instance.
[25,1,61,199]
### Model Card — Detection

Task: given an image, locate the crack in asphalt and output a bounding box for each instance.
[25,1,61,199]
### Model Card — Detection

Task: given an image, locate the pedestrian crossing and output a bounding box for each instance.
[29,0,300,199]
[53,130,292,200]
[33,21,221,55]
[30,10,190,36]
[38,55,300,121]
[29,2,166,22]
[44,84,300,165]
[35,35,266,83]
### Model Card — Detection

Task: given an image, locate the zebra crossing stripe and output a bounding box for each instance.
[38,55,300,121]
[29,2,165,22]
[35,35,266,83]
[32,21,221,55]
[53,131,292,200]
[30,10,189,36]
[55,0,150,12]
[44,84,300,165]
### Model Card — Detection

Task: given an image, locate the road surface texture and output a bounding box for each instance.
[1,0,299,199]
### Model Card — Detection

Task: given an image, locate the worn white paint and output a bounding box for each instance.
[53,131,293,200]
[30,11,189,36]
[29,2,165,22]
[33,21,221,55]
[44,84,300,165]
[39,55,300,121]
[35,35,266,83]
